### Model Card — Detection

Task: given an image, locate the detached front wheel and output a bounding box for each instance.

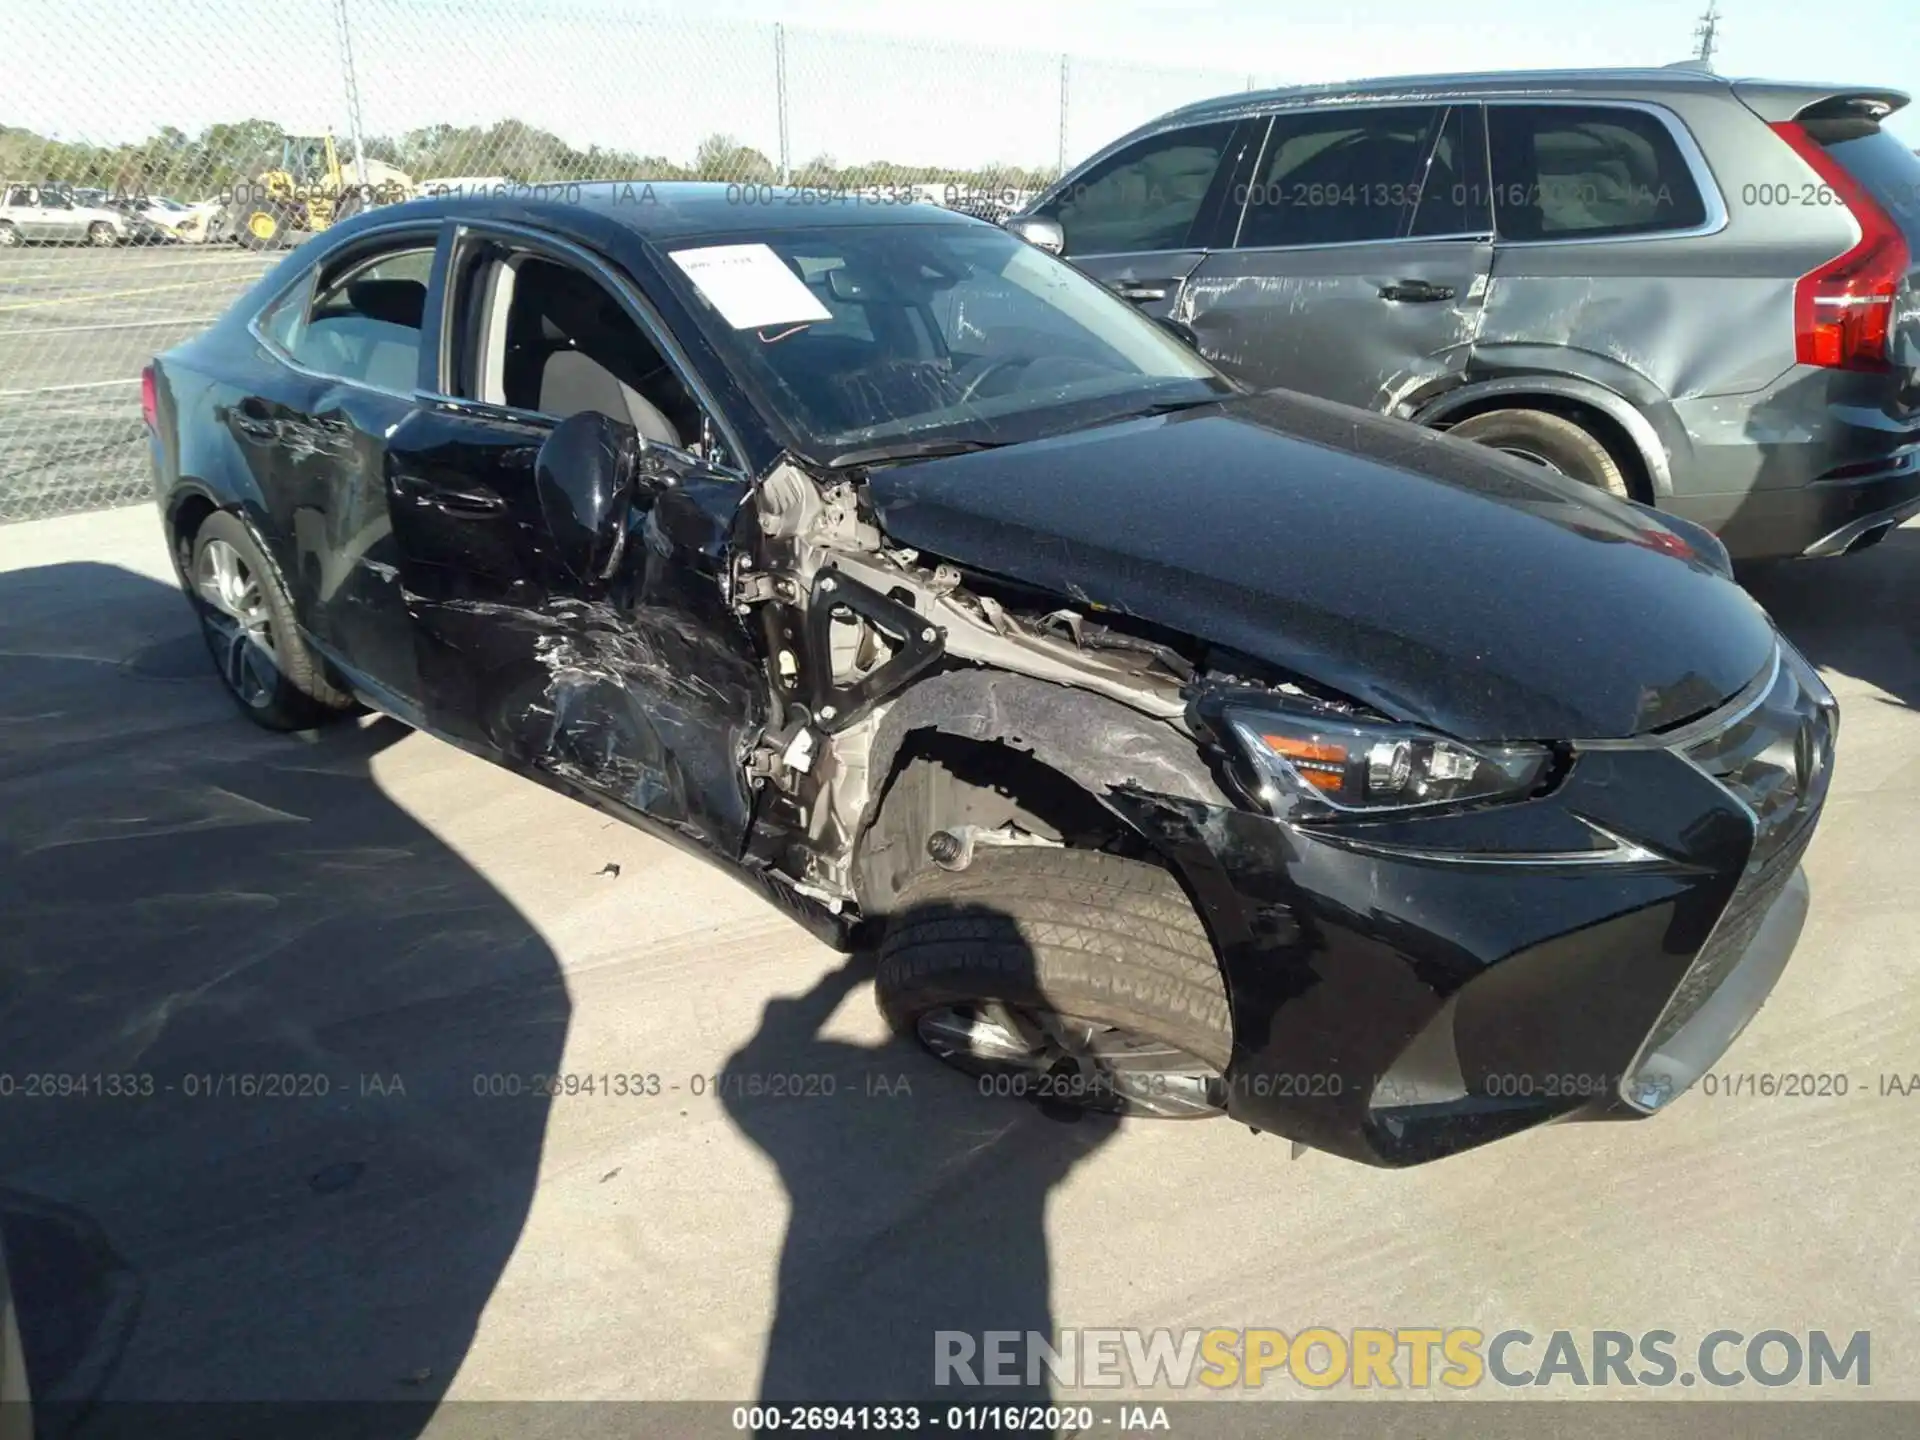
[876,847,1232,1119]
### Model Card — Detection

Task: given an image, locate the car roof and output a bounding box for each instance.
[1157,66,1909,122]
[384,180,980,242]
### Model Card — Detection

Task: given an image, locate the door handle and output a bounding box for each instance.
[1113,284,1168,303]
[426,487,506,517]
[1378,280,1456,303]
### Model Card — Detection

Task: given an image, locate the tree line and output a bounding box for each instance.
[0,119,1058,200]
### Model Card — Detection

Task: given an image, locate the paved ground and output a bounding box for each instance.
[0,247,275,520]
[0,505,1916,1433]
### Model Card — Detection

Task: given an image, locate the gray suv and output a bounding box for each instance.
[1008,69,1920,561]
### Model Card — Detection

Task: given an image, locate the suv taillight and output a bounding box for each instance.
[1771,120,1909,372]
[140,364,157,431]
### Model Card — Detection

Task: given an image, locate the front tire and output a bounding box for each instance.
[186,511,355,730]
[0,222,19,248]
[1446,408,1631,500]
[87,221,117,247]
[876,847,1232,1119]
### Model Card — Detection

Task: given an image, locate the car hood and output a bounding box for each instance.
[864,390,1779,741]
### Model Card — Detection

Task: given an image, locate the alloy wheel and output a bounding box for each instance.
[192,537,281,709]
[916,1002,1225,1118]
[1496,444,1566,475]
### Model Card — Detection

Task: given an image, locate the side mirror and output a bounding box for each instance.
[533,409,639,586]
[1006,215,1065,255]
[1155,315,1200,350]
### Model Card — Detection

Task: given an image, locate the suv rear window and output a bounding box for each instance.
[1488,105,1709,240]
[1804,120,1920,243]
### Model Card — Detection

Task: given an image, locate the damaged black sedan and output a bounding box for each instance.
[144,184,1837,1166]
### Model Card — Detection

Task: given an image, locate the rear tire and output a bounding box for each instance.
[87,221,117,247]
[186,511,356,730]
[0,222,19,248]
[1446,408,1631,499]
[876,847,1232,1119]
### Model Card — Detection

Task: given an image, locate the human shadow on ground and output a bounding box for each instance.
[722,934,1122,1430]
[0,561,568,1440]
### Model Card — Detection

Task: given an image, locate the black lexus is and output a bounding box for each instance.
[143,183,1837,1167]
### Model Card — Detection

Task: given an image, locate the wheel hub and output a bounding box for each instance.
[192,537,280,709]
[916,1002,1224,1119]
[1495,444,1567,476]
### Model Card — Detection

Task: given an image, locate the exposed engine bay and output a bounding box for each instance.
[725,459,1332,915]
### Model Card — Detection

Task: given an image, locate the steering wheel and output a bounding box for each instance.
[952,354,1033,405]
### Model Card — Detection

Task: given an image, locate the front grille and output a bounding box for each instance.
[1680,644,1836,869]
[1625,641,1836,1099]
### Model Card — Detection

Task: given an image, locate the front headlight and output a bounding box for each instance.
[1222,704,1552,819]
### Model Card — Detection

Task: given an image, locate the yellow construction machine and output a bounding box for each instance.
[226,133,414,249]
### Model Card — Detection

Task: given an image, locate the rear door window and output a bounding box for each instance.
[282,245,434,391]
[1487,104,1709,240]
[1234,106,1450,248]
[1043,121,1239,256]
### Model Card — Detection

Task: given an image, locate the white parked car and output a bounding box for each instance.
[137,195,224,242]
[0,183,147,246]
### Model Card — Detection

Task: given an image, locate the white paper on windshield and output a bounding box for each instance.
[669,243,832,330]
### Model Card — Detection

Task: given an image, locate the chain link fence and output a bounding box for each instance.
[0,0,1280,523]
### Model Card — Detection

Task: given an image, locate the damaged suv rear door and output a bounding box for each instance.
[1178,102,1494,409]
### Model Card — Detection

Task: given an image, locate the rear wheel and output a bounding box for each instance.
[86,221,116,247]
[187,511,355,730]
[876,847,1232,1119]
[1446,408,1631,500]
[0,222,19,248]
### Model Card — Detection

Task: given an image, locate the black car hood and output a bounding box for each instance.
[865,390,1778,741]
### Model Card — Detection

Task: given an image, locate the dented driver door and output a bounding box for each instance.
[385,402,768,859]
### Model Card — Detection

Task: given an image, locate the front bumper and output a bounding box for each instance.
[1118,640,1837,1167]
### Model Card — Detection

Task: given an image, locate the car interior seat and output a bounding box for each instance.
[504,259,692,446]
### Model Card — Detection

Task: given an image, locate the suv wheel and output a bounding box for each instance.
[876,847,1232,1119]
[1446,408,1630,500]
[86,221,117,247]
[186,511,356,729]
[0,222,19,248]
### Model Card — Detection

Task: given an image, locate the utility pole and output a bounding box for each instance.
[1057,55,1070,178]
[333,0,370,187]
[774,24,790,184]
[1693,1,1721,68]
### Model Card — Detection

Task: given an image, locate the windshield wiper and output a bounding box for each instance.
[824,437,1015,469]
[1087,394,1223,427]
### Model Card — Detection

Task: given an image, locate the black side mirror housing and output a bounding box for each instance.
[533,409,640,587]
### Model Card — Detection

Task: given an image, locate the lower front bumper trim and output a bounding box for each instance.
[1622,865,1810,1112]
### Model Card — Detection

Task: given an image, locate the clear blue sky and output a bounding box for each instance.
[7,0,1916,165]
